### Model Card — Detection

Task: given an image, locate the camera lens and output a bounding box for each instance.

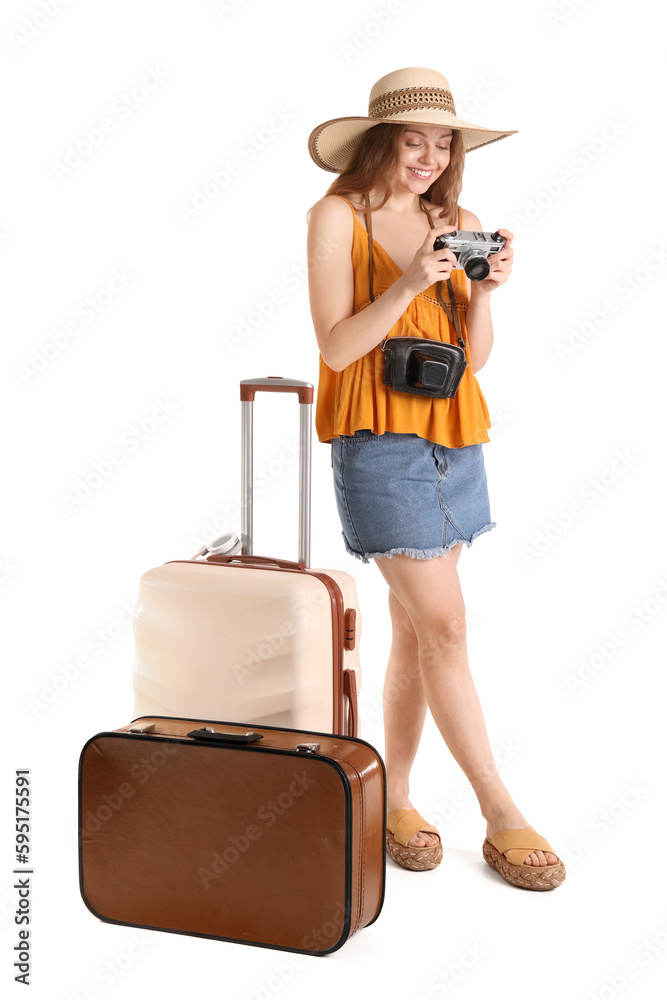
[408,350,449,391]
[463,255,490,281]
[420,359,448,389]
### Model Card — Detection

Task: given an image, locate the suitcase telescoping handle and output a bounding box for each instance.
[239,377,314,569]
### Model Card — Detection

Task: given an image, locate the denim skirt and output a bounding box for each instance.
[330,430,496,564]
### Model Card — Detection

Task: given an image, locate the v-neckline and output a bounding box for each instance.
[349,199,436,277]
[352,213,404,274]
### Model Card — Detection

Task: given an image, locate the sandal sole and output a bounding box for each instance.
[482,838,566,890]
[385,829,443,871]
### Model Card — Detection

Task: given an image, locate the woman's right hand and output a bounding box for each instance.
[401,224,459,295]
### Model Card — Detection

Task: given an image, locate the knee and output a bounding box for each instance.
[390,619,419,650]
[388,591,418,642]
[417,613,467,650]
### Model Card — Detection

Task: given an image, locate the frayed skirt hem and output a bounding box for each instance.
[340,522,497,565]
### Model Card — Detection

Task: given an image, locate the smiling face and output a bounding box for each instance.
[392,124,454,191]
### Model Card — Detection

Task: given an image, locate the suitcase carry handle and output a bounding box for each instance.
[239,377,313,567]
[187,727,264,745]
[206,553,305,571]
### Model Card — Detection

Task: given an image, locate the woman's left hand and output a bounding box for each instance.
[474,228,514,293]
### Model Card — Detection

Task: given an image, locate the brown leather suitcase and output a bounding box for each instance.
[78,715,386,955]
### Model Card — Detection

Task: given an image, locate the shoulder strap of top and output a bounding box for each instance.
[330,193,357,217]
[364,192,375,305]
[334,194,377,309]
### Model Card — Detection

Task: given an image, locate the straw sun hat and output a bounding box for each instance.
[308,67,517,173]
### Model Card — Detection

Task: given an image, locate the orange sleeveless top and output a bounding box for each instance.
[314,194,492,449]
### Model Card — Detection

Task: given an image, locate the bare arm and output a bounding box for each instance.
[459,208,514,374]
[307,196,458,373]
[466,285,495,374]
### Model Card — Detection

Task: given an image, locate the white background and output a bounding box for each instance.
[2,0,666,997]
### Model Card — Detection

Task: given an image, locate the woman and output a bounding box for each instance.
[306,68,565,890]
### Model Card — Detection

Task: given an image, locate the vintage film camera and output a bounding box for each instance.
[381,228,506,400]
[433,229,506,281]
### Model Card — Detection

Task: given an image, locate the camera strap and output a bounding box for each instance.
[363,192,467,353]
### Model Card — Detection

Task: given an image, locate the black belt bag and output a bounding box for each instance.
[363,192,468,400]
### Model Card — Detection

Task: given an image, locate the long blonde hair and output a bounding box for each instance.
[308,122,465,224]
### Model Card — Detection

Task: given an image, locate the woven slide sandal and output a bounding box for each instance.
[482,824,566,890]
[386,808,443,871]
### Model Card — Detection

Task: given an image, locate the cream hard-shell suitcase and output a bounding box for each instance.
[131,377,362,736]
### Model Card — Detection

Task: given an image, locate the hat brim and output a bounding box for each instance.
[308,111,517,173]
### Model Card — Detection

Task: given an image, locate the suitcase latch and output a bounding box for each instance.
[296,743,320,754]
[128,722,156,734]
[344,608,356,650]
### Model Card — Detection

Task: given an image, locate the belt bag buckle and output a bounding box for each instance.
[381,337,468,399]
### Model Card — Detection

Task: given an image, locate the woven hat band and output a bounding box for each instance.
[368,86,456,119]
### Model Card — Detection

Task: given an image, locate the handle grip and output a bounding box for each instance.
[240,377,314,403]
[206,554,306,571]
[187,727,264,745]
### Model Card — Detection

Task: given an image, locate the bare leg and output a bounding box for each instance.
[375,547,557,867]
[384,585,439,848]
